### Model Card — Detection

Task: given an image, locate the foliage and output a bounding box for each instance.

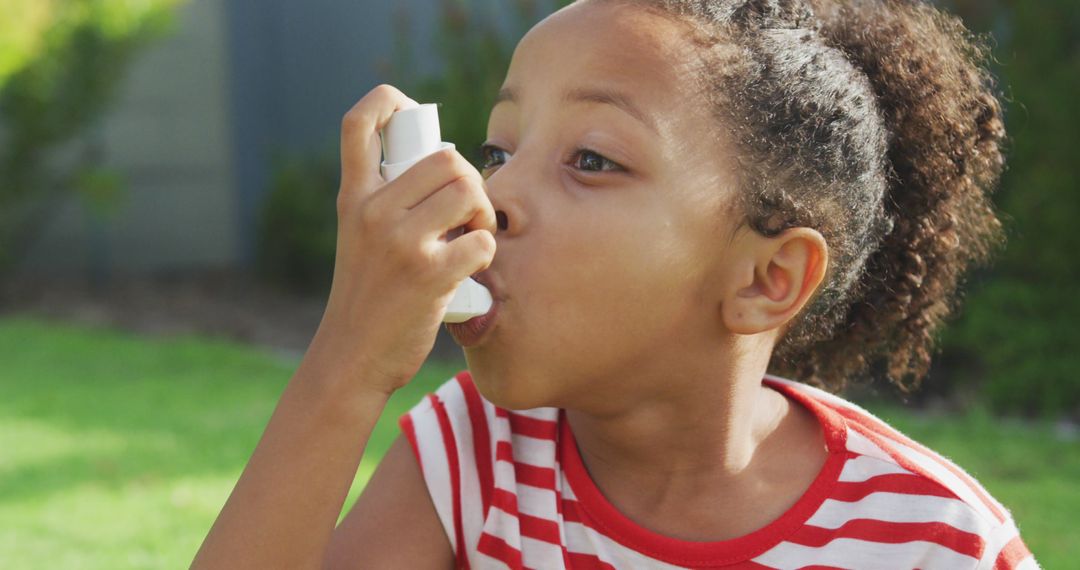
[0,0,184,274]
[255,153,339,295]
[936,0,1080,417]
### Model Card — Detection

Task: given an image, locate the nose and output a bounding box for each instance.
[483,166,526,237]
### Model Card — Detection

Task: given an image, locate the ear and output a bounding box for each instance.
[722,227,829,336]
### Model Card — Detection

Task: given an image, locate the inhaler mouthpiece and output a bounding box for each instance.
[380,103,493,324]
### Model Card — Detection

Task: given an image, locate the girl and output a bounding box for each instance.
[194,0,1038,568]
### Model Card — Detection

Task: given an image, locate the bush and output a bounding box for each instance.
[937,0,1080,418]
[255,153,339,295]
[944,281,1079,417]
[0,0,185,274]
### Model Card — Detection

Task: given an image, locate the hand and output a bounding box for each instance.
[308,84,497,396]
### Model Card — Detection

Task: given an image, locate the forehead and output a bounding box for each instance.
[505,1,697,115]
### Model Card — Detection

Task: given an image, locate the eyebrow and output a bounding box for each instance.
[494,85,658,133]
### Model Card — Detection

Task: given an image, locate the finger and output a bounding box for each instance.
[340,84,419,193]
[440,229,496,280]
[370,147,481,212]
[403,175,497,241]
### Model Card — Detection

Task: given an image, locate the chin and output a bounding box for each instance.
[466,356,552,411]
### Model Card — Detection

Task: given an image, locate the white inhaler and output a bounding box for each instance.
[379,103,493,324]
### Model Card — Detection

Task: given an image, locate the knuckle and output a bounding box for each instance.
[451,173,485,201]
[337,188,371,219]
[335,190,352,216]
[419,243,441,276]
[450,152,477,179]
[371,83,398,99]
[472,171,488,194]
[448,176,472,199]
[476,230,496,255]
[344,84,404,132]
[357,197,384,228]
[386,225,412,257]
[431,147,457,170]
[396,234,436,278]
[387,228,421,269]
[341,107,366,132]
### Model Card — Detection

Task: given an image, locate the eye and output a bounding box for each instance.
[479,141,630,173]
[569,147,624,174]
[479,142,507,171]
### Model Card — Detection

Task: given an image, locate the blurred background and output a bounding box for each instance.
[0,0,1075,567]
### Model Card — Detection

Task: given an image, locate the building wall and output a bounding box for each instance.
[223,0,550,266]
[16,0,547,279]
[18,0,239,277]
[223,0,448,266]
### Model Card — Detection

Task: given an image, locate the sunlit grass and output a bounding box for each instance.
[0,316,1070,568]
[0,315,461,568]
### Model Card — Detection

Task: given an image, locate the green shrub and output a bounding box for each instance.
[944,280,1079,417]
[938,0,1080,418]
[0,0,185,274]
[255,153,339,295]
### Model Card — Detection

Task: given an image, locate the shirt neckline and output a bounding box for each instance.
[557,376,849,567]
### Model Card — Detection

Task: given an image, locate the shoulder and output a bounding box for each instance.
[397,370,562,567]
[399,370,559,446]
[397,371,498,507]
[765,374,1039,569]
[395,371,497,568]
[398,370,559,470]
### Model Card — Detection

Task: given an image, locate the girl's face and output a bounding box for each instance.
[464,1,745,410]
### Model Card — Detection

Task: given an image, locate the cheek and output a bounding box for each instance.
[520,208,700,350]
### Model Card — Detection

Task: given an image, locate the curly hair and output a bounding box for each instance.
[600,0,1007,393]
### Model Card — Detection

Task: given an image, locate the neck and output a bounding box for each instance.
[563,334,790,506]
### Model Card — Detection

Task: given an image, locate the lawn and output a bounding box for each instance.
[0,316,1072,568]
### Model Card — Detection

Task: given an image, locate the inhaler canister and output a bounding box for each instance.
[379,103,494,324]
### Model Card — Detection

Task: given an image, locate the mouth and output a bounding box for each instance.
[446,270,503,348]
[445,297,500,348]
[470,270,503,302]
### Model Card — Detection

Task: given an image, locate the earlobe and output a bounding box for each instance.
[722,228,828,336]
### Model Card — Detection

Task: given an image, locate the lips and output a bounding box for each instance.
[470,270,503,302]
[446,270,503,348]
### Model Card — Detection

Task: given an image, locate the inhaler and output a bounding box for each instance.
[379,103,494,323]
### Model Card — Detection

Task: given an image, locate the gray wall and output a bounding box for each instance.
[223,0,446,267]
[224,0,548,265]
[18,0,238,277]
[17,0,547,279]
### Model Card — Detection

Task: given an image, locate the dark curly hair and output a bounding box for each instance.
[599,0,1007,393]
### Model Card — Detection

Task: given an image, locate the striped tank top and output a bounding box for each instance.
[397,371,1038,569]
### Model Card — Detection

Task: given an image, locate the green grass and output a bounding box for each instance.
[0,315,463,568]
[0,316,1072,568]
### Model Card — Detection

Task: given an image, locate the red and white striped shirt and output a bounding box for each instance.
[397,371,1038,569]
